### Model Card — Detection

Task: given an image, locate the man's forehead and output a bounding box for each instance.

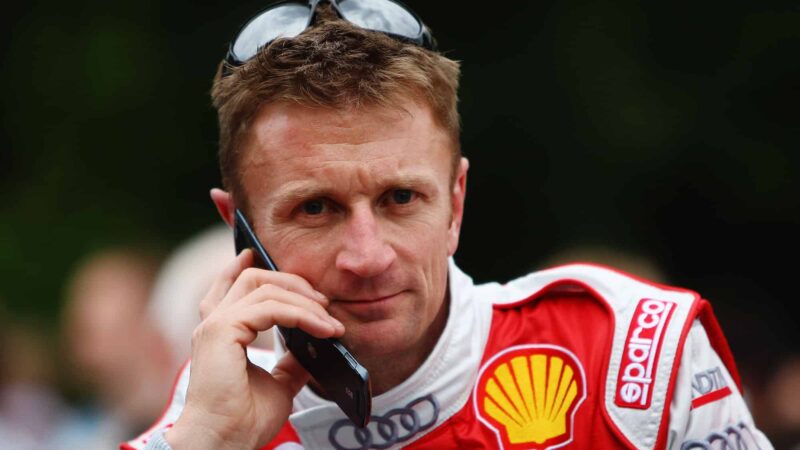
[255,100,407,127]
[240,101,447,168]
[247,97,443,148]
[277,171,438,196]
[236,101,453,210]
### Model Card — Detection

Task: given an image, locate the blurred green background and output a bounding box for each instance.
[1,0,798,386]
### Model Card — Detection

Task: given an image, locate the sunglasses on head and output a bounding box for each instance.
[222,0,437,77]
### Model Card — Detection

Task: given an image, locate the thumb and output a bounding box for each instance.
[271,352,311,397]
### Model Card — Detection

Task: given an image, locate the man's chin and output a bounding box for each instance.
[339,320,412,360]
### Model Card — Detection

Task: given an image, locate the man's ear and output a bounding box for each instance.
[210,188,235,227]
[447,157,469,256]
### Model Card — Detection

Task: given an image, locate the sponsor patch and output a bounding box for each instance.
[690,366,732,409]
[474,345,587,450]
[692,366,728,396]
[615,298,676,409]
[328,394,438,450]
[680,421,762,449]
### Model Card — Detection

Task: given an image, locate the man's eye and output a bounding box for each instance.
[391,189,414,204]
[301,200,325,215]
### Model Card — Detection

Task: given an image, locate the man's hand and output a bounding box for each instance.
[165,249,344,450]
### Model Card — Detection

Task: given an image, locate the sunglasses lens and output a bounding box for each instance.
[339,0,422,40]
[231,4,311,63]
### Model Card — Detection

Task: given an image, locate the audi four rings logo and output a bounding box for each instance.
[680,421,763,450]
[328,394,439,450]
[615,298,676,409]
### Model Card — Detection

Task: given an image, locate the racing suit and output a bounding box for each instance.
[123,260,773,449]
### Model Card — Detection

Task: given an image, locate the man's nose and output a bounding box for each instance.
[335,206,396,278]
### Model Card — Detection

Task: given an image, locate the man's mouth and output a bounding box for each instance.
[330,291,406,318]
[337,292,403,303]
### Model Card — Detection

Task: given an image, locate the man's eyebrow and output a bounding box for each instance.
[272,185,332,210]
[382,174,439,191]
[273,175,439,208]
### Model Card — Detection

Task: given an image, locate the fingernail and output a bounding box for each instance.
[328,316,344,329]
[314,290,327,301]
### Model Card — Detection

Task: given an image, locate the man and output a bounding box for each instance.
[124,1,773,449]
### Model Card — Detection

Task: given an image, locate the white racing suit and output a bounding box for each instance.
[123,261,774,449]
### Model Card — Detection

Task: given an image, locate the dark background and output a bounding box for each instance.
[1,0,798,404]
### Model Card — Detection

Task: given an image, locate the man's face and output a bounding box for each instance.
[235,97,467,364]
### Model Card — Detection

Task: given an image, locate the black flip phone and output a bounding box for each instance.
[232,209,372,427]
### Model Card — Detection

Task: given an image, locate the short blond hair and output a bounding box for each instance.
[211,6,461,201]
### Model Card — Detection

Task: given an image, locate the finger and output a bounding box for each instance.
[221,268,328,310]
[199,249,254,319]
[236,283,333,323]
[214,248,254,298]
[271,352,311,397]
[235,301,344,341]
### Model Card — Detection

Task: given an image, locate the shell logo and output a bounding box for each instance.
[474,345,587,450]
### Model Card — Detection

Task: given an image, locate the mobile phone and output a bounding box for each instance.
[232,209,372,427]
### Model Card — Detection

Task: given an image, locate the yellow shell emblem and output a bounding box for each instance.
[474,345,586,449]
